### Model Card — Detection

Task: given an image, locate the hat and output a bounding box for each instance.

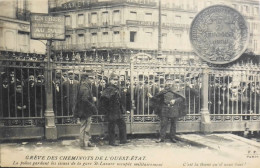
[165,76,173,81]
[81,73,88,80]
[110,72,119,80]
[87,72,95,79]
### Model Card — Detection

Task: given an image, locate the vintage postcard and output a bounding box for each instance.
[0,0,260,168]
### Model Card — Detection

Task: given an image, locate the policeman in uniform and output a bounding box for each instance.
[150,77,186,143]
[99,73,129,146]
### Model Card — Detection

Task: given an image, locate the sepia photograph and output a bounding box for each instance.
[0,0,260,167]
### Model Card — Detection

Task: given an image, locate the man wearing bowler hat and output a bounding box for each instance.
[149,77,186,143]
[99,72,129,146]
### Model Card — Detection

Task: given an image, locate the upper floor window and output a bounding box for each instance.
[175,15,181,23]
[78,14,84,25]
[130,11,137,20]
[78,34,84,44]
[162,14,167,22]
[102,11,109,25]
[103,32,109,42]
[130,31,136,42]
[244,5,249,13]
[113,31,120,42]
[91,33,97,43]
[65,35,71,45]
[145,13,152,21]
[254,40,258,51]
[113,10,120,24]
[162,33,167,44]
[206,1,212,6]
[65,15,71,26]
[18,31,29,46]
[91,13,98,24]
[254,7,259,15]
[145,32,153,42]
[189,17,194,24]
[176,34,182,39]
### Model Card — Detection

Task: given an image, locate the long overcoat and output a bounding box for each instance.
[99,84,124,121]
[151,87,187,118]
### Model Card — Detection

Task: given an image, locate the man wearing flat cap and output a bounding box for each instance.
[149,77,186,143]
[74,73,97,148]
[99,72,129,146]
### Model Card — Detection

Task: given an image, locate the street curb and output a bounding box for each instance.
[175,135,216,150]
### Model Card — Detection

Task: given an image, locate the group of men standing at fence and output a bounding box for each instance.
[1,70,45,118]
[52,70,194,148]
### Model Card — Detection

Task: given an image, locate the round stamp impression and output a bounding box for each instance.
[190,5,249,64]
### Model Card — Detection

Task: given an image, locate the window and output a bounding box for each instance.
[206,1,212,6]
[130,31,136,42]
[245,6,249,13]
[65,15,71,26]
[175,15,181,23]
[145,13,152,21]
[145,32,152,42]
[130,11,137,20]
[91,13,97,25]
[103,32,109,42]
[78,14,84,25]
[78,34,84,44]
[102,11,109,25]
[254,40,258,51]
[65,35,71,46]
[162,14,167,22]
[189,17,194,24]
[176,34,182,38]
[175,58,181,64]
[254,7,259,15]
[18,31,29,45]
[162,33,167,44]
[91,33,97,43]
[113,31,120,42]
[113,10,120,24]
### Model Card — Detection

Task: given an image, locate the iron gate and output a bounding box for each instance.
[1,51,260,140]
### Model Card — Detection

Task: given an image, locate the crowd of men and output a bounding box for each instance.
[1,70,45,118]
[1,68,260,147]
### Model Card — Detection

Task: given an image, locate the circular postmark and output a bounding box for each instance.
[190,5,249,64]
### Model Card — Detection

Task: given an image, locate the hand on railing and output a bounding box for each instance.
[147,92,153,98]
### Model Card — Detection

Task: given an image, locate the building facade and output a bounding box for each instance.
[50,0,260,63]
[0,0,47,54]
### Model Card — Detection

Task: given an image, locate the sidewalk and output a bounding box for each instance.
[176,133,260,157]
[1,133,259,168]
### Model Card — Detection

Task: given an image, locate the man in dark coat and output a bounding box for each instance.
[74,73,97,148]
[62,70,80,116]
[150,77,186,143]
[24,74,36,117]
[99,73,129,146]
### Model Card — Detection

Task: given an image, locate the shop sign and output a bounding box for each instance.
[30,14,65,40]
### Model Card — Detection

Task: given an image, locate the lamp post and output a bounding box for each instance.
[44,39,57,140]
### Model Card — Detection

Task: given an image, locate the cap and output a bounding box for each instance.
[165,76,173,81]
[68,70,73,74]
[110,72,119,80]
[87,72,95,79]
[81,73,88,80]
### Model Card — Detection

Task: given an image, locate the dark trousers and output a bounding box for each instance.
[108,118,127,144]
[160,116,177,140]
